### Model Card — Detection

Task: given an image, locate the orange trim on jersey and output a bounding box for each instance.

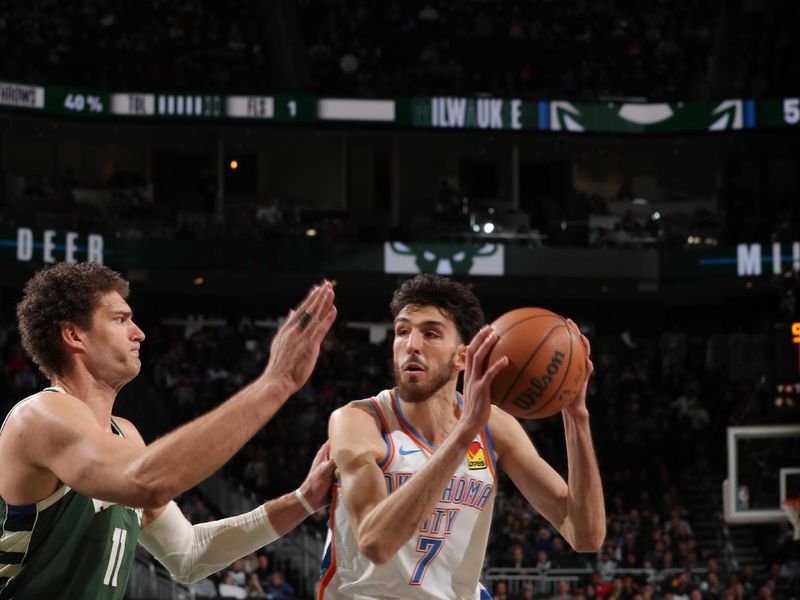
[369,399,397,472]
[317,484,341,600]
[390,388,435,454]
[478,429,496,482]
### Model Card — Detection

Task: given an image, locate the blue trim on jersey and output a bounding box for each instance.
[483,424,498,474]
[393,387,437,450]
[480,585,494,600]
[319,541,332,580]
[4,502,36,532]
[6,503,35,518]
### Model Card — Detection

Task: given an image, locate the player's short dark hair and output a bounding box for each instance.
[16,262,129,378]
[390,274,485,344]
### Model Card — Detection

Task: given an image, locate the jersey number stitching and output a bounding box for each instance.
[410,536,444,586]
[103,527,128,588]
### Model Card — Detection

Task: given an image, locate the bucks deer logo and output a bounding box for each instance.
[384,241,504,276]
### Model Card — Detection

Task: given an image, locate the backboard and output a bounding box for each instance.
[723,424,800,524]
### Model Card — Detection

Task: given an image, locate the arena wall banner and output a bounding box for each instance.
[546,99,753,133]
[0,227,106,265]
[396,97,534,131]
[4,227,796,283]
[665,241,800,279]
[383,241,505,276]
[1,79,798,134]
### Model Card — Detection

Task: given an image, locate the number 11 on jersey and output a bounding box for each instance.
[103,527,128,587]
[410,536,444,585]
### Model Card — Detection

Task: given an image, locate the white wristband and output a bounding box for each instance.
[295,489,315,515]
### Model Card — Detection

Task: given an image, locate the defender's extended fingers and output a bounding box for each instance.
[292,285,322,324]
[309,300,337,343]
[296,283,332,329]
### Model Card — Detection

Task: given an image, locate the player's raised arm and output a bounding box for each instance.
[10,282,336,509]
[492,320,605,552]
[328,402,393,562]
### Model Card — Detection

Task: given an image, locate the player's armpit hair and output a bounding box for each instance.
[138,501,279,584]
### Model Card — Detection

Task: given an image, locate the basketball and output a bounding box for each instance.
[487,308,586,419]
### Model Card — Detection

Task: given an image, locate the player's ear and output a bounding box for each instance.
[61,322,86,351]
[454,343,468,371]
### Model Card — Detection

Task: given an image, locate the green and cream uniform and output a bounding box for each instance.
[0,387,142,599]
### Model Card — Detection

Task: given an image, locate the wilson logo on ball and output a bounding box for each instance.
[513,349,565,410]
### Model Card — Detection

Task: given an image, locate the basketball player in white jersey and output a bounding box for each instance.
[320,274,605,599]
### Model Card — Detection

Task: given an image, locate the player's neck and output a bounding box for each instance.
[51,369,118,433]
[399,382,460,447]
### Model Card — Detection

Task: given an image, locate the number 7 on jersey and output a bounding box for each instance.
[410,536,444,585]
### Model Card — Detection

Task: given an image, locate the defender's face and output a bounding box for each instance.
[81,291,145,385]
[392,304,465,403]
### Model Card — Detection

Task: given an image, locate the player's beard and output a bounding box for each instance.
[394,352,456,403]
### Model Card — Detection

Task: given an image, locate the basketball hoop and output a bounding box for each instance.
[782,497,800,541]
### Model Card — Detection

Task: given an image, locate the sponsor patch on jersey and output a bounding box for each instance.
[467,441,487,470]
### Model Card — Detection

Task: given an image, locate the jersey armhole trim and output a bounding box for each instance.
[480,426,498,482]
[317,483,340,599]
[348,398,395,471]
[366,399,395,471]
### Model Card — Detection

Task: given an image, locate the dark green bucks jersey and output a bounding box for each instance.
[0,387,142,599]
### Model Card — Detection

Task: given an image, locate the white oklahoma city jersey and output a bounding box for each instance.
[319,388,497,600]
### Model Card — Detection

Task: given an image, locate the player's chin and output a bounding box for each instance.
[403,369,427,382]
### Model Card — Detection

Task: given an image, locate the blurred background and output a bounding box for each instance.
[1,0,799,598]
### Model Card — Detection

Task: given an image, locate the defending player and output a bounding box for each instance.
[0,262,337,599]
[321,274,605,599]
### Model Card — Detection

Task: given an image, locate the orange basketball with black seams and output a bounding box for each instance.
[487,307,585,419]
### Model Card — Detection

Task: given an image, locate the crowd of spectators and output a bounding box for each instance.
[726,0,800,99]
[0,0,273,93]
[161,519,298,600]
[298,0,716,100]
[0,300,798,598]
[1,0,796,101]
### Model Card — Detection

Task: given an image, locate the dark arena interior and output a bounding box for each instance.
[0,1,799,599]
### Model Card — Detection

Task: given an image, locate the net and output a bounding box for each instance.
[782,497,800,541]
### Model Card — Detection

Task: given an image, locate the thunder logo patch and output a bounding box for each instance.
[467,441,487,470]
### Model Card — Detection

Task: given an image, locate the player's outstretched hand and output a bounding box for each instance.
[460,326,508,438]
[299,440,336,512]
[564,318,594,416]
[264,281,337,396]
